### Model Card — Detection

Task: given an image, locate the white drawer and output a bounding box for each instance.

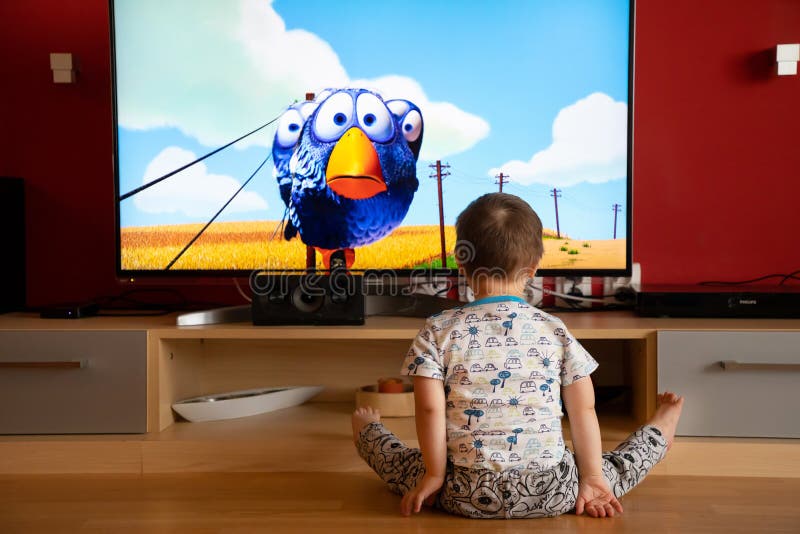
[658,331,800,438]
[0,331,147,434]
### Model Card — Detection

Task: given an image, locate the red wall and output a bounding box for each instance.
[1,0,799,307]
[634,0,800,284]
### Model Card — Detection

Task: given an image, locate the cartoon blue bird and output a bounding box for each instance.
[272,88,422,270]
[271,99,320,205]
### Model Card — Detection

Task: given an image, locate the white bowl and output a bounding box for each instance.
[172,386,323,422]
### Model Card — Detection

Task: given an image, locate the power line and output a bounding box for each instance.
[495,172,509,192]
[165,153,273,270]
[429,160,450,268]
[119,114,282,201]
[550,188,562,238]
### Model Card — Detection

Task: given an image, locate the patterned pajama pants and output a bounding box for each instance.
[356,422,668,519]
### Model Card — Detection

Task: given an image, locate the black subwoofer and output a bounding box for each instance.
[250,273,364,325]
[0,177,25,313]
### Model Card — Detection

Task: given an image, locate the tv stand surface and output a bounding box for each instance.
[1,311,798,476]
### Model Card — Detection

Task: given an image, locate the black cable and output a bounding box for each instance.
[700,271,800,286]
[118,114,282,201]
[165,153,273,270]
[779,270,800,285]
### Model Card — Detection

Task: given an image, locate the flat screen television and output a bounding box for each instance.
[111,0,633,278]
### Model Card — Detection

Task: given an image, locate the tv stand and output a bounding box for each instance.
[1,312,799,477]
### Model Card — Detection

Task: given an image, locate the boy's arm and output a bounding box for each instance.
[562,376,603,477]
[400,375,447,516]
[562,376,623,517]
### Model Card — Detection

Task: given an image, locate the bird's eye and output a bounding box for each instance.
[313,92,354,142]
[356,93,394,143]
[386,100,410,120]
[298,102,317,120]
[401,110,423,143]
[275,108,304,148]
[315,89,334,103]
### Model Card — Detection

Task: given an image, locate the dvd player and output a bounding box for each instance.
[636,284,800,318]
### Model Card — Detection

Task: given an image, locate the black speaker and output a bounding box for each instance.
[251,273,365,326]
[0,177,25,313]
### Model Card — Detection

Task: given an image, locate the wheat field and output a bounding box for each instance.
[121,221,624,271]
[121,221,458,271]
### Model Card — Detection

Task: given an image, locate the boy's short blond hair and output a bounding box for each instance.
[455,193,543,278]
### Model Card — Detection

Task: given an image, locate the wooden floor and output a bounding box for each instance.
[1,473,798,533]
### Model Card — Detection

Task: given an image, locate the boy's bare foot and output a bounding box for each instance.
[352,406,381,445]
[648,391,684,450]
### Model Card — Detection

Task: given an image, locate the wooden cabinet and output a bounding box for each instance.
[0,312,798,476]
[0,330,147,434]
[658,331,800,438]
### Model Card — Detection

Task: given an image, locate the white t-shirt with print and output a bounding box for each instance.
[401,295,598,473]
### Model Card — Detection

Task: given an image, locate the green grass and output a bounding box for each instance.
[414,255,459,269]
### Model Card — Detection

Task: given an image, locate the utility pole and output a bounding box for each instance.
[495,172,509,193]
[550,188,562,238]
[305,92,316,270]
[430,160,450,268]
[612,203,621,240]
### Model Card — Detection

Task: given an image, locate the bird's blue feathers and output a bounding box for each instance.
[272,88,422,251]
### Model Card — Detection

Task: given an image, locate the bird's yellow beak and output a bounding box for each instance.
[325,127,387,200]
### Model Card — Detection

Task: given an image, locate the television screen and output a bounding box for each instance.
[112,0,632,276]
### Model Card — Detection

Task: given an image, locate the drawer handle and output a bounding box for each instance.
[719,360,800,372]
[0,360,86,369]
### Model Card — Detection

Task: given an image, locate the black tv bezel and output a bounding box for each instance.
[110,0,634,280]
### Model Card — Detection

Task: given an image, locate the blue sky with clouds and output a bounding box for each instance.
[116,0,630,240]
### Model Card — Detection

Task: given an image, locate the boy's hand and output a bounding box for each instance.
[400,474,444,516]
[575,475,623,518]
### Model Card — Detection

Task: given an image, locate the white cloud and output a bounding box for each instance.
[116,0,488,157]
[134,147,268,217]
[351,75,490,161]
[489,92,628,186]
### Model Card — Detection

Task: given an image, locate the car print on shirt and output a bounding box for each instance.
[504,357,522,369]
[485,337,501,347]
[490,452,506,463]
[505,337,518,346]
[465,313,480,324]
[465,348,485,360]
[447,343,463,353]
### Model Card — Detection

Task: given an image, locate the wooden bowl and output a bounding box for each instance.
[355,382,414,417]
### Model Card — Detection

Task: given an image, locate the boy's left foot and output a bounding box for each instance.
[648,391,684,450]
[352,406,381,445]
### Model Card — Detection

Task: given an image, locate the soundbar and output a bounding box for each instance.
[636,285,800,318]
